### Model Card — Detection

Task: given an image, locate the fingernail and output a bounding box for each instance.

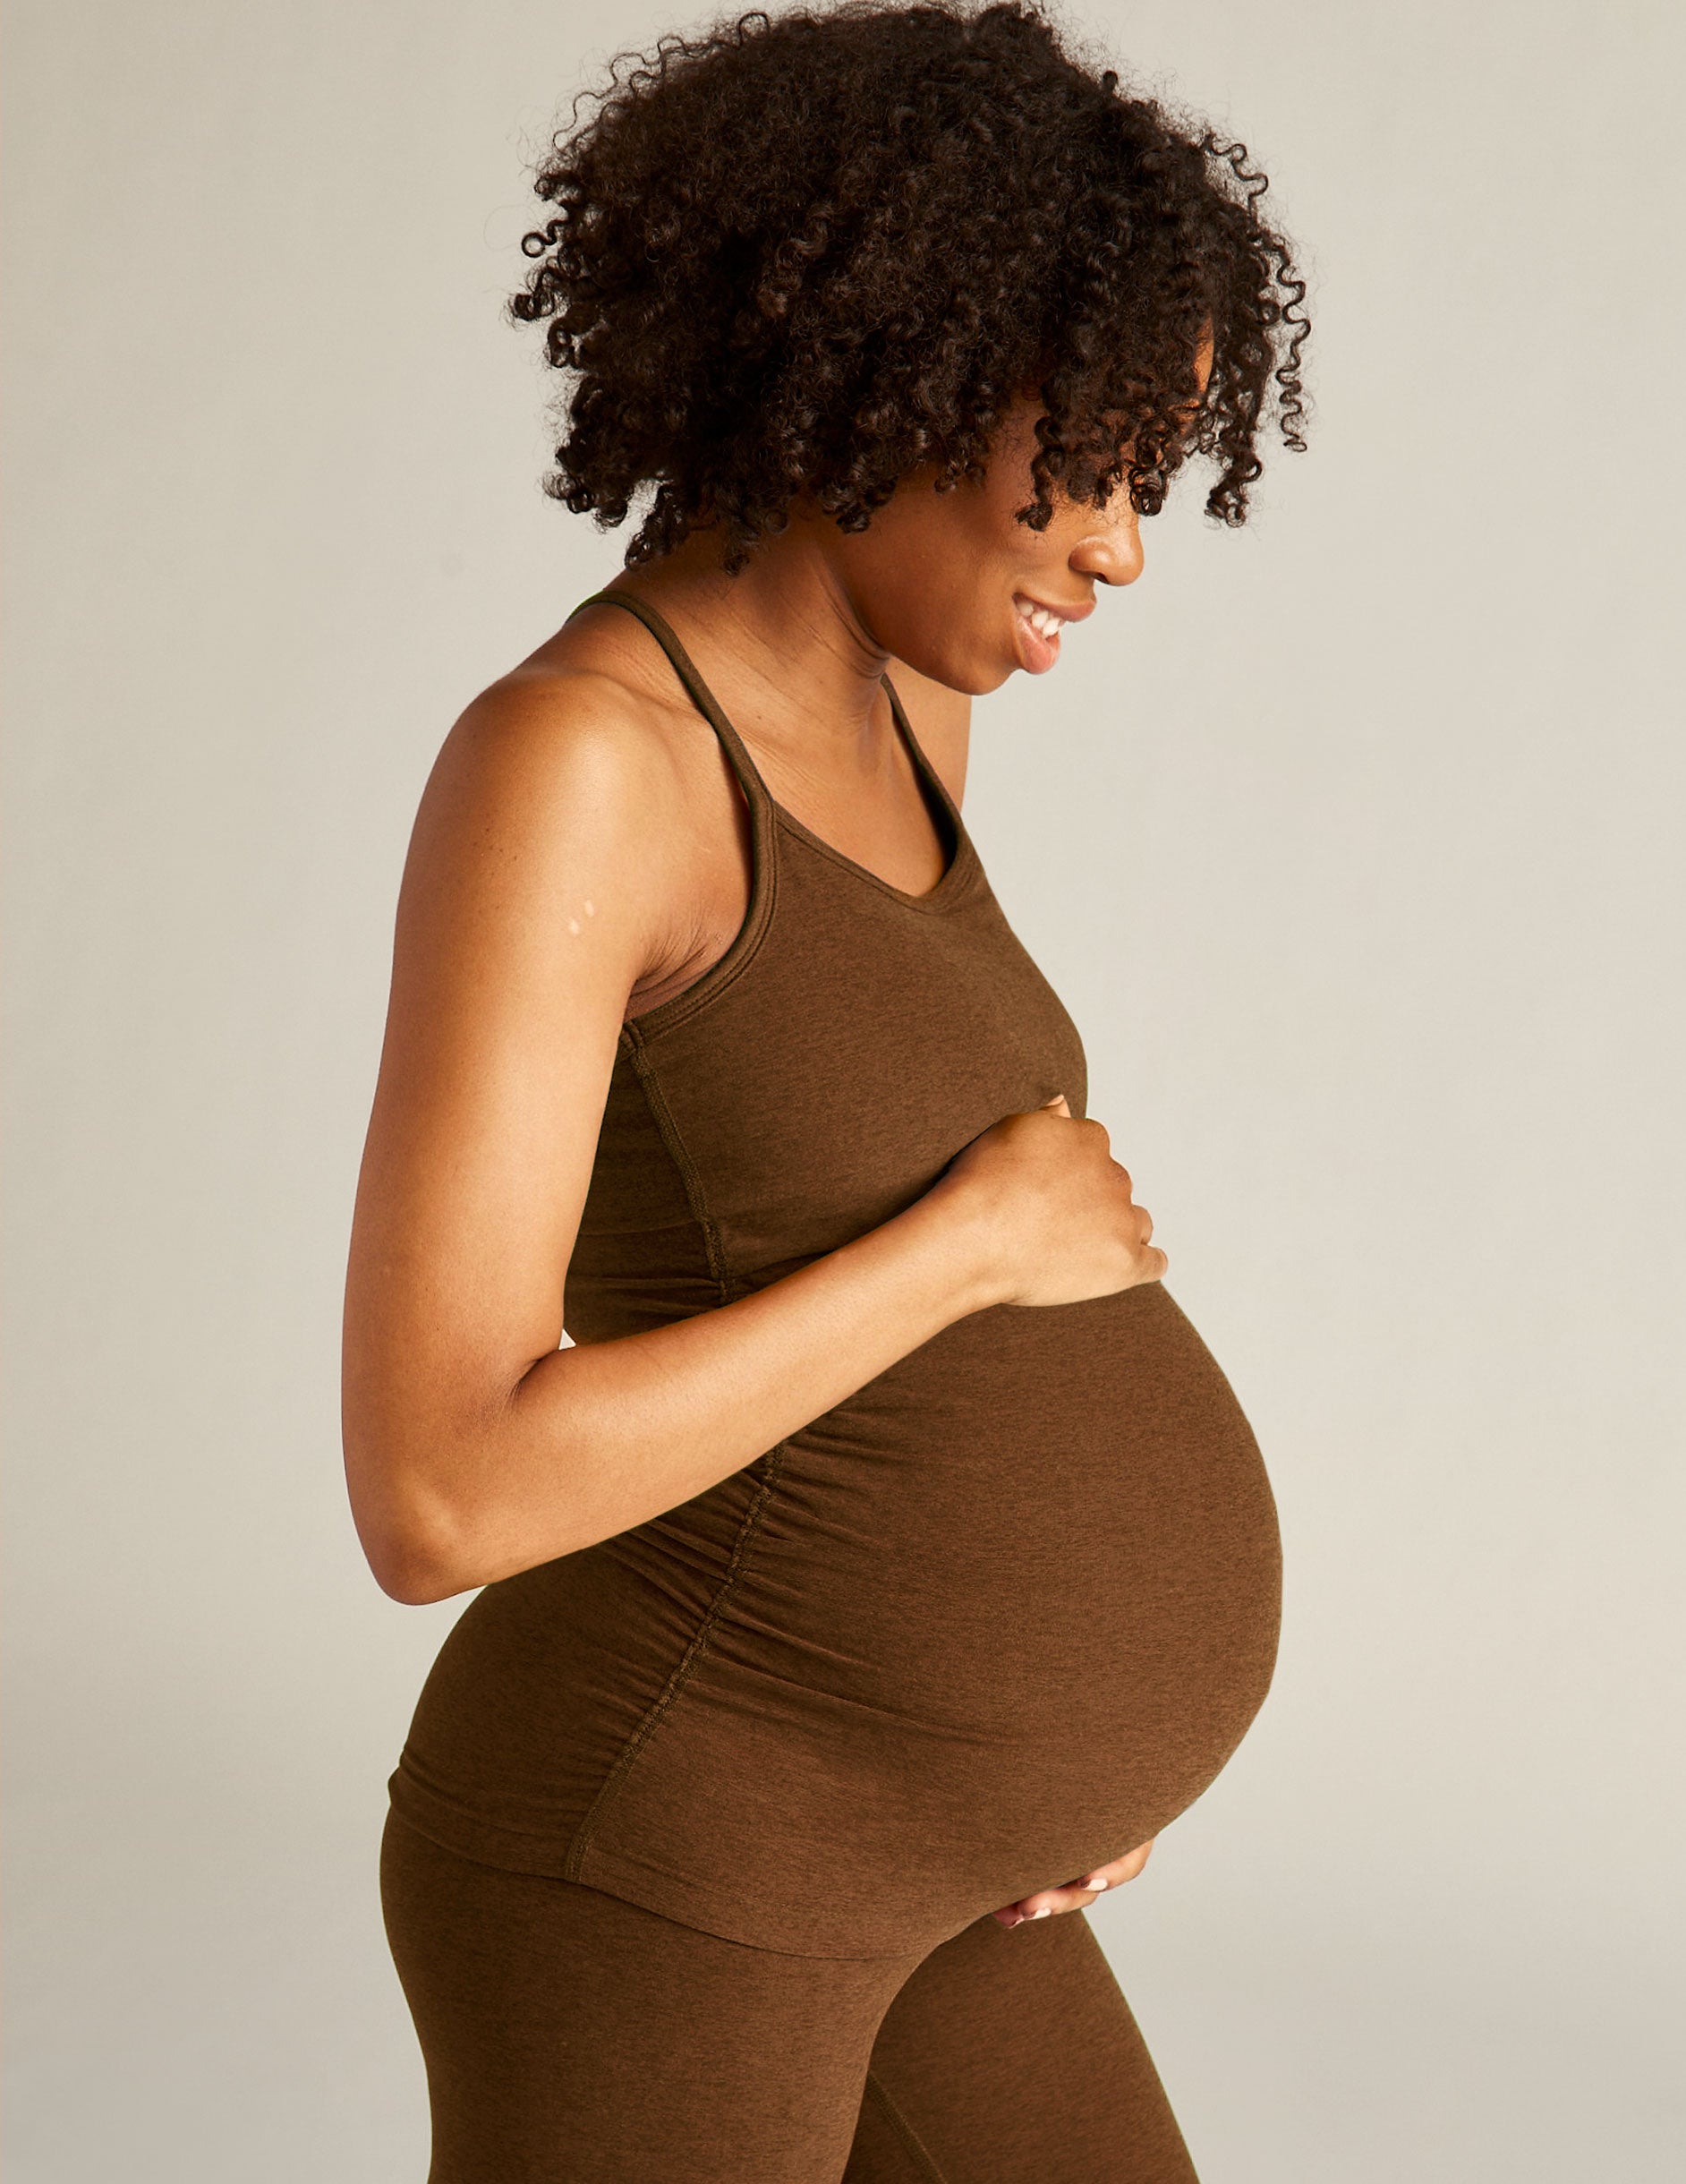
[1082,1876,1109,1891]
[1029,1906,1052,1919]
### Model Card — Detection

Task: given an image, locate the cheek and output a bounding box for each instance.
[848,503,1004,649]
[890,556,1030,681]
[859,572,997,687]
[841,473,1059,690]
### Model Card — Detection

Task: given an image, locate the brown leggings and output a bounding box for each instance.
[380,1812,1199,2182]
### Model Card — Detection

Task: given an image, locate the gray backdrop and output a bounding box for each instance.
[5,1,1682,2177]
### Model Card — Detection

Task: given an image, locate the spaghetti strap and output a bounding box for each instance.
[573,590,773,817]
[578,588,970,901]
[880,672,966,851]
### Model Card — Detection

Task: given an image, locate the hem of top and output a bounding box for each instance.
[573,1839,936,1961]
[385,1787,566,1864]
[383,1789,925,1962]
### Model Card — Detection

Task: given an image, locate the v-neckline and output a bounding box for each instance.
[578,589,980,913]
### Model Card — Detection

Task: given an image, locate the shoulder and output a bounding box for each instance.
[394,654,725,986]
[885,657,972,807]
[414,653,709,873]
[435,659,690,814]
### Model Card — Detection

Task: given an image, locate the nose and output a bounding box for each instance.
[1069,505,1145,588]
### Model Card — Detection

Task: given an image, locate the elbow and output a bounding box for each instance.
[373,1546,466,1608]
[369,1498,591,1604]
[348,1458,485,1606]
[344,1386,496,1602]
[364,1514,475,1607]
[345,1380,595,1602]
[353,1465,590,1606]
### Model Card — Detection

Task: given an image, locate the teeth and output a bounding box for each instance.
[1016,598,1064,642]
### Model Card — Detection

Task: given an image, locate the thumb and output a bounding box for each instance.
[1043,1092,1072,1117]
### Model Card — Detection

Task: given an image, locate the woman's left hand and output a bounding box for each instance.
[991,1838,1154,1927]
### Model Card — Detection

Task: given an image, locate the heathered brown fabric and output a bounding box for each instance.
[387,591,1282,1962]
[380,1807,1199,2184]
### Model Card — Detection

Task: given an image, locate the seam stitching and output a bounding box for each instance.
[864,2071,949,2184]
[620,1026,731,1297]
[564,1029,765,1884]
[627,800,781,1043]
[563,1439,788,1881]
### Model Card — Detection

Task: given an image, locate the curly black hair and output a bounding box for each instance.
[512,0,1308,568]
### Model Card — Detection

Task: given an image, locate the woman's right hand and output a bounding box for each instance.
[935,1094,1168,1309]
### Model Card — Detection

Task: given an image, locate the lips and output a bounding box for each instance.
[1012,592,1083,673]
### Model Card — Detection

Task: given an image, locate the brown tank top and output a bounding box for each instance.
[387,592,1282,1959]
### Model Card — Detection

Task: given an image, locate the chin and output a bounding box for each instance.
[950,636,1018,696]
[890,639,1001,698]
[932,663,1008,698]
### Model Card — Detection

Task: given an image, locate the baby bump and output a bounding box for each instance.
[569,1282,1282,1958]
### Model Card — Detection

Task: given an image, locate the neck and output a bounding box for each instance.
[602,515,892,769]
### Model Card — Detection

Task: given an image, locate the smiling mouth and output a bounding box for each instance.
[1012,593,1078,669]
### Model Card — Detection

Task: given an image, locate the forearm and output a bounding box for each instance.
[384,1183,1001,1600]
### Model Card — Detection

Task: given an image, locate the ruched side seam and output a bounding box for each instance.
[563,1439,788,1883]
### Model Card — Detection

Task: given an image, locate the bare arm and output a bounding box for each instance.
[342,672,1154,1606]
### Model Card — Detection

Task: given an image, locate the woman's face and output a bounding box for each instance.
[827,361,1209,695]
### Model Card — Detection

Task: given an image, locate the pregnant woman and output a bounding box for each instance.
[342,4,1307,2177]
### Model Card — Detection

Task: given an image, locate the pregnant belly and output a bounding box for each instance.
[566,1280,1282,1958]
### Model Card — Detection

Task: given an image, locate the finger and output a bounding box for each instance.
[996,1881,1097,1924]
[997,1841,1160,1924]
[995,1837,1162,1924]
[1042,1093,1071,1116]
[1080,1839,1155,1891]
